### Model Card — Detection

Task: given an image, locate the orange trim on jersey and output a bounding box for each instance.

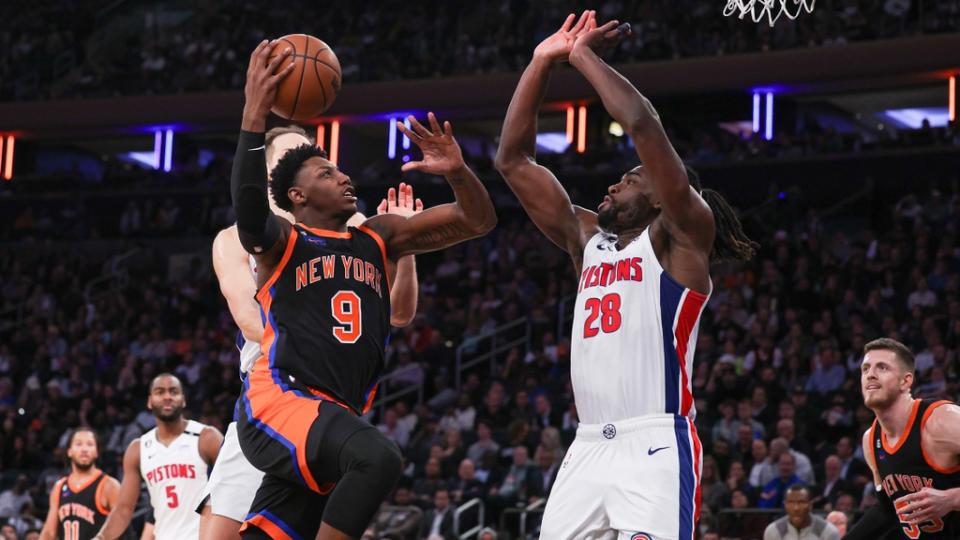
[881,399,921,455]
[94,474,110,515]
[920,400,960,474]
[868,420,879,468]
[68,470,103,494]
[305,386,353,413]
[52,477,65,509]
[357,224,392,292]
[240,513,295,540]
[256,227,299,301]
[298,224,352,239]
[362,383,379,415]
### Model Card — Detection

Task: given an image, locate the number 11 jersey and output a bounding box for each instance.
[571,229,710,424]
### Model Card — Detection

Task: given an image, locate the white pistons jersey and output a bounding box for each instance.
[236,253,261,376]
[571,229,709,424]
[138,420,209,540]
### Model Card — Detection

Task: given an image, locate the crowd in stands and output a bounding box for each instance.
[1,143,959,538]
[3,0,960,101]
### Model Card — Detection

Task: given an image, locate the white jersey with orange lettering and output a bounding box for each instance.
[541,228,710,540]
[139,420,209,540]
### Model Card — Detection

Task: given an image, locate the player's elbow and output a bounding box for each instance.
[494,151,530,177]
[470,209,498,237]
[390,311,415,328]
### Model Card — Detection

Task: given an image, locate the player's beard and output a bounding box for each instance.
[597,196,649,234]
[863,385,898,410]
[153,404,184,423]
[72,458,95,472]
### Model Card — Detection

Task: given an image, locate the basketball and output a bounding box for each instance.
[268,34,341,121]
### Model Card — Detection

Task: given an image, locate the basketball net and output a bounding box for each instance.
[722,0,816,27]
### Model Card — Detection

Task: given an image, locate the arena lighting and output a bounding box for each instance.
[608,121,624,137]
[752,93,761,133]
[764,93,774,141]
[0,136,4,180]
[316,124,326,149]
[153,131,162,170]
[1,135,11,181]
[387,118,397,159]
[883,108,950,129]
[163,129,173,172]
[950,76,956,122]
[566,106,575,143]
[577,105,587,153]
[330,121,340,166]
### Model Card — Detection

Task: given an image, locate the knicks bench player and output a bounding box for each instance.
[496,12,755,540]
[232,40,496,540]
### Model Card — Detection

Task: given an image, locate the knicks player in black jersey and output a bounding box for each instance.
[232,40,496,540]
[39,428,119,540]
[844,338,960,540]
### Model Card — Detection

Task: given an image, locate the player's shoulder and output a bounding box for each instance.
[213,224,241,251]
[922,400,960,433]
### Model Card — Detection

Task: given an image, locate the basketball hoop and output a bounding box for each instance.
[722,0,816,27]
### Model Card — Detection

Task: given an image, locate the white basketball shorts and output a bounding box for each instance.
[197,421,264,522]
[539,414,703,540]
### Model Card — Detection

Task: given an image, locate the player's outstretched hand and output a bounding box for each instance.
[533,10,596,64]
[570,19,631,61]
[243,40,295,122]
[897,487,957,525]
[397,113,465,176]
[377,182,424,218]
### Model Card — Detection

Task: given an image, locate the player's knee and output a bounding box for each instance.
[347,429,402,485]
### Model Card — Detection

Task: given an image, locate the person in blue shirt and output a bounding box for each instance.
[759,451,802,508]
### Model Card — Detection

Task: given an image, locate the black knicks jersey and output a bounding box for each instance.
[54,472,109,540]
[254,223,391,414]
[870,398,960,539]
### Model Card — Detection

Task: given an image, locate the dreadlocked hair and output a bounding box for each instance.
[685,165,758,262]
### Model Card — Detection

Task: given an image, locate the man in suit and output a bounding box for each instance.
[421,489,455,540]
[812,455,853,510]
[834,436,870,487]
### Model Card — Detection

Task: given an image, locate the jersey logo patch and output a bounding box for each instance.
[631,533,654,540]
[602,424,616,439]
[648,446,670,456]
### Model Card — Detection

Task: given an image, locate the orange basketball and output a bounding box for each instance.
[268,34,341,121]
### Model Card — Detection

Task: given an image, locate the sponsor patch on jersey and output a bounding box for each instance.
[631,533,653,540]
[602,424,616,439]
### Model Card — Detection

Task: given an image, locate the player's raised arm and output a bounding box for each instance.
[94,440,142,540]
[365,114,496,258]
[495,11,600,259]
[376,183,423,327]
[568,21,714,252]
[212,226,264,342]
[231,40,296,269]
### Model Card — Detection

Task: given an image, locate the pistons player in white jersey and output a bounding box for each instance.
[94,374,222,540]
[201,124,421,540]
[496,11,756,540]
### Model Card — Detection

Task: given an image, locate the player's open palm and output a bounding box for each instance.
[534,10,596,63]
[244,39,295,117]
[377,182,424,218]
[398,113,464,176]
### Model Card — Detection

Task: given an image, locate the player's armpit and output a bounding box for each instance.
[96,440,142,540]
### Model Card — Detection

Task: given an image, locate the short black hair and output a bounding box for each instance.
[864,338,915,372]
[785,483,812,500]
[269,144,329,212]
[66,427,98,451]
[149,372,183,392]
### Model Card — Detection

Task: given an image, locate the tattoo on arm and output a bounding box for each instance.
[405,222,471,251]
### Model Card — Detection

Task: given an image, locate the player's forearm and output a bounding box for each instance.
[495,57,552,170]
[389,255,418,327]
[568,47,659,142]
[227,297,265,342]
[231,131,281,254]
[445,165,498,235]
[96,505,134,540]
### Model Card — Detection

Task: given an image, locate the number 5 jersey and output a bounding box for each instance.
[139,420,209,540]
